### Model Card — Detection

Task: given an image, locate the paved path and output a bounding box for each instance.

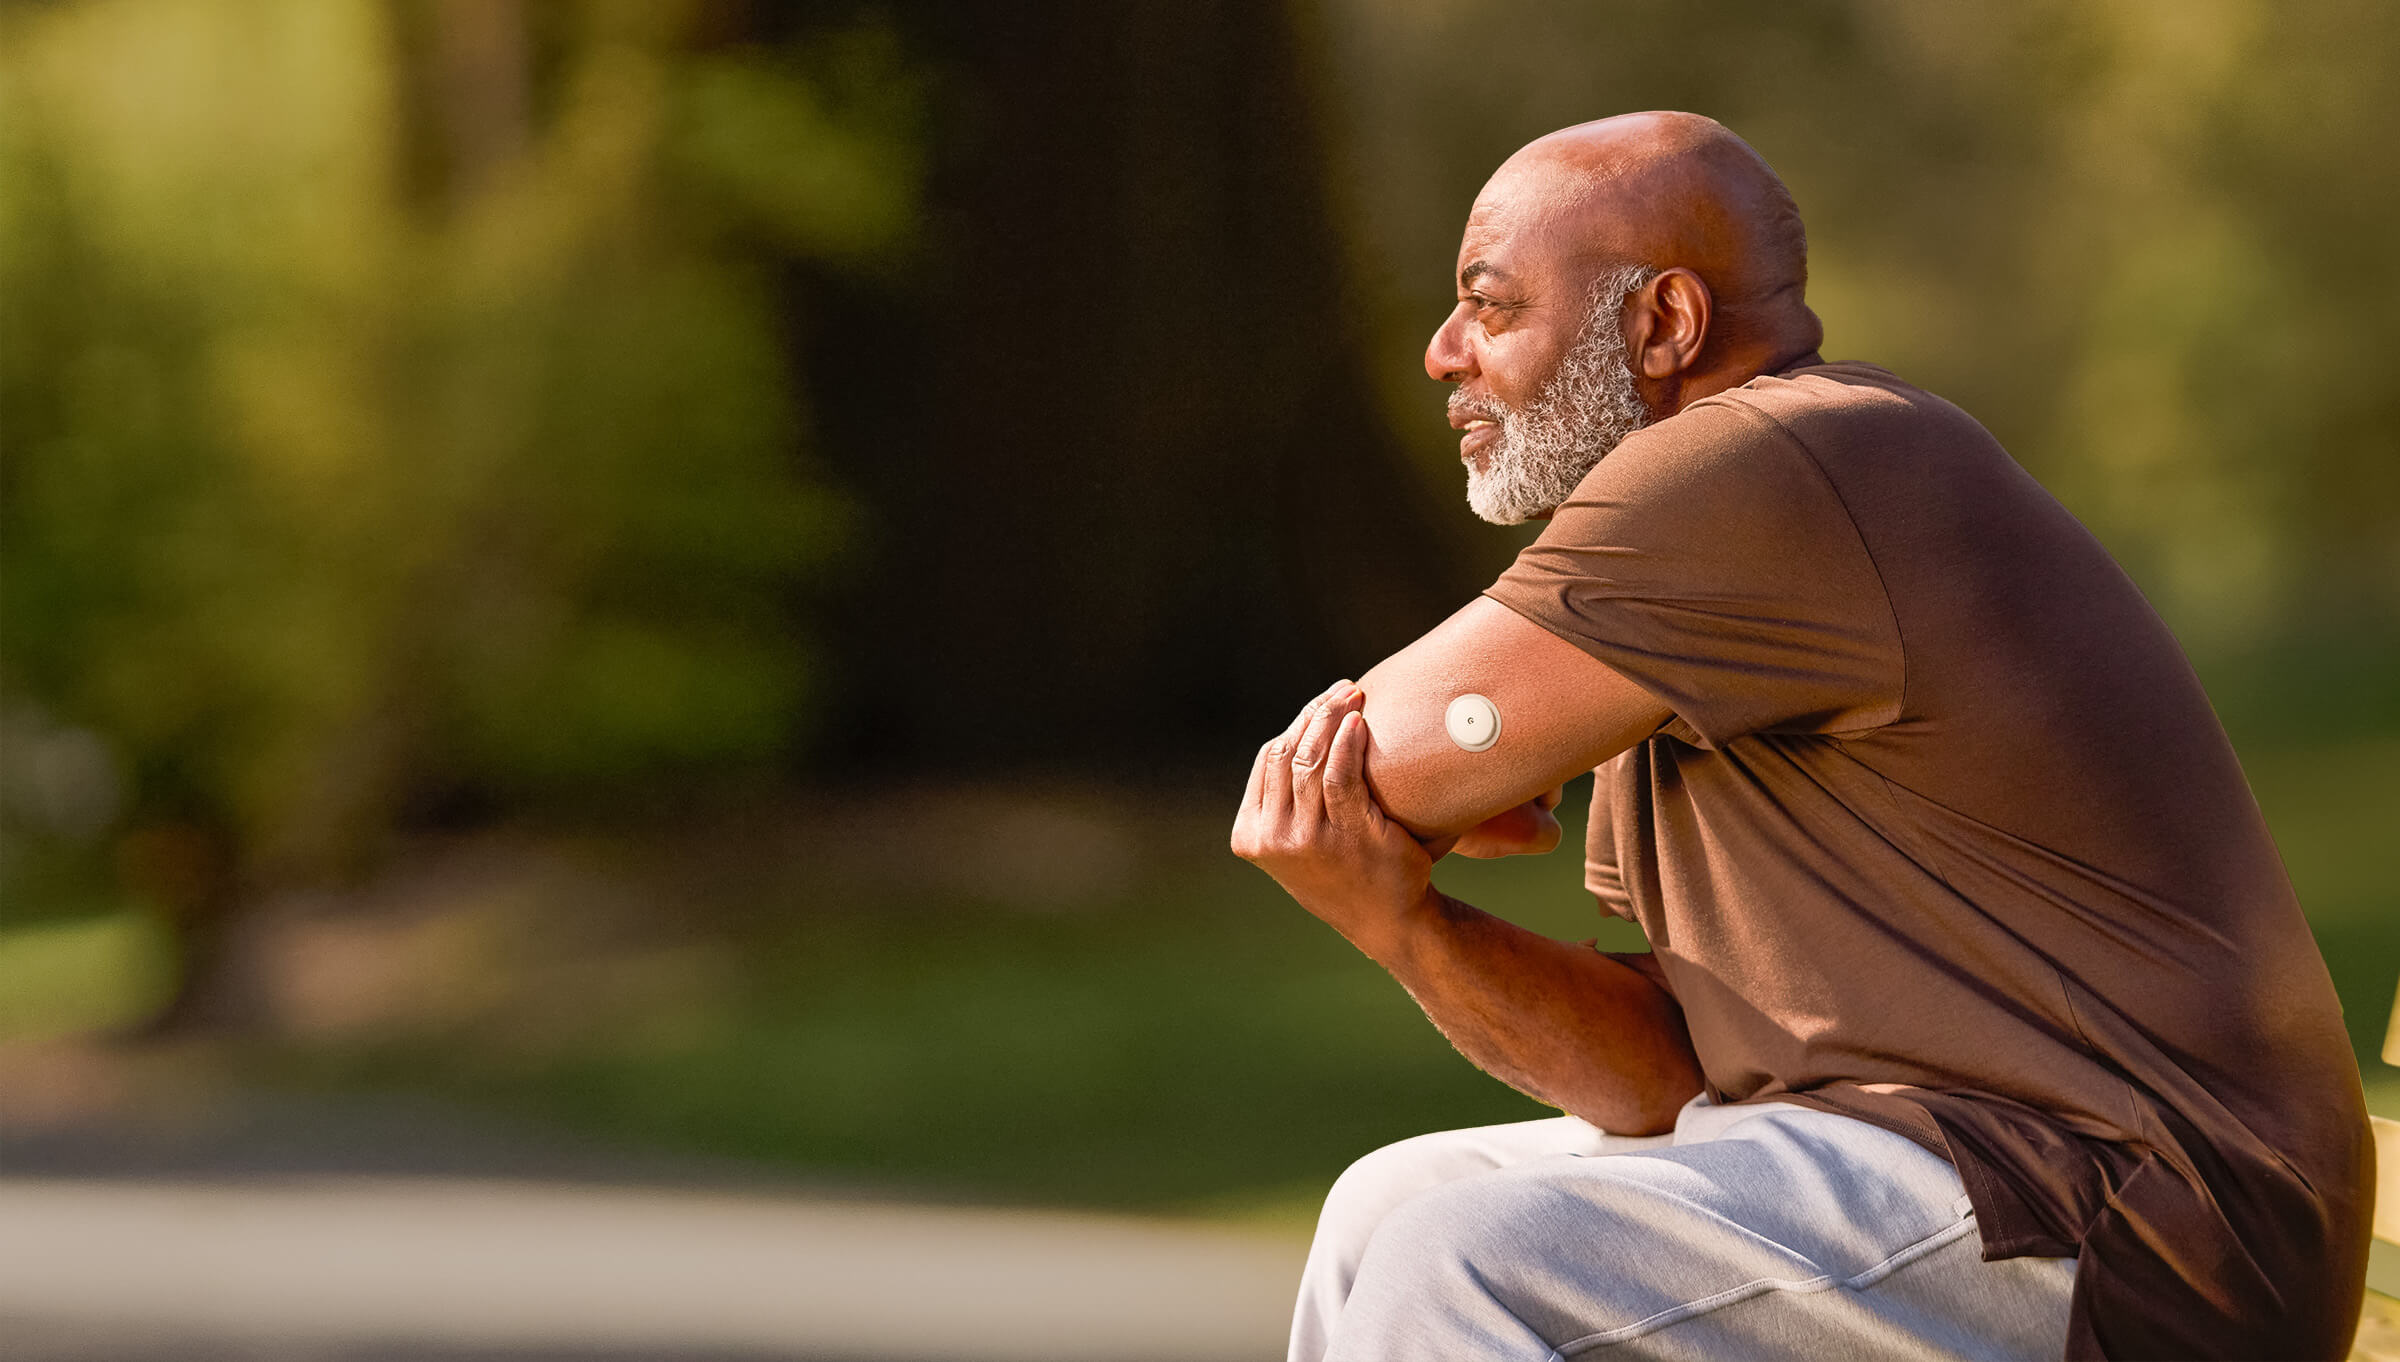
[0,1174,1307,1361]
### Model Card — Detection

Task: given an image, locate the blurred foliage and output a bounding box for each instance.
[0,910,168,1040]
[1,0,2394,1214]
[0,2,917,966]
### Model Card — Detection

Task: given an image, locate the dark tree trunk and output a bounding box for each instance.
[118,818,262,1037]
[797,0,1480,776]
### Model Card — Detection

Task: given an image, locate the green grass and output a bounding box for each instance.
[0,909,167,1041]
[255,744,2400,1213]
[9,727,2396,1218]
[308,845,1607,1211]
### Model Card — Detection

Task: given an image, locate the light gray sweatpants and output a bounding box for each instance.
[1292,1097,2076,1362]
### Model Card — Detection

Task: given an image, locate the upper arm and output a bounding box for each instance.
[1358,596,1671,838]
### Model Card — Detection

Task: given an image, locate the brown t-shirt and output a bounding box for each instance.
[1484,361,2371,1361]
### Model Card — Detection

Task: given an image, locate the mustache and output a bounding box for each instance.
[1447,395,1508,423]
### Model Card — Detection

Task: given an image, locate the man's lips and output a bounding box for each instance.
[1454,416,1502,460]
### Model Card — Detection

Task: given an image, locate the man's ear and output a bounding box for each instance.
[1629,268,1712,382]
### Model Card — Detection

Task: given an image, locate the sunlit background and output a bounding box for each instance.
[4,2,2396,1358]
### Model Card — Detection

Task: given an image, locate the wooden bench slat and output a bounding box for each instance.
[2378,1115,2400,1245]
[2386,979,2400,1067]
[2357,1291,2400,1362]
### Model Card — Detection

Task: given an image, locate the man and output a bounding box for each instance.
[1230,112,2371,1361]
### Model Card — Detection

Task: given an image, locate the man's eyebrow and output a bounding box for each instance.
[1459,261,1511,290]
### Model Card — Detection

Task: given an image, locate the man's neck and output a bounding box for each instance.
[1663,341,1823,416]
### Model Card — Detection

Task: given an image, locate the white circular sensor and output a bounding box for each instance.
[1445,693,1502,753]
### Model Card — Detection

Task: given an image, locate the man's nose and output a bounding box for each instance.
[1425,305,1475,384]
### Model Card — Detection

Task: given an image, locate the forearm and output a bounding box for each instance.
[1358,890,1703,1135]
[1232,680,1699,1134]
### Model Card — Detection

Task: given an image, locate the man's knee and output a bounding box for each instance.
[1336,1169,1635,1356]
[1316,1115,1611,1250]
[1313,1129,1487,1260]
[1362,1166,1611,1282]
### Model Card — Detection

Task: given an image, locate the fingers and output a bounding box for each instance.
[1256,679,1359,823]
[1288,703,1342,817]
[1290,690,1347,770]
[1292,679,1363,772]
[1290,708,1336,775]
[1321,708,1367,814]
[1261,731,1294,811]
[1280,678,1350,749]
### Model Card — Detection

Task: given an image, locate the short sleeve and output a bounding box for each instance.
[1483,396,1902,747]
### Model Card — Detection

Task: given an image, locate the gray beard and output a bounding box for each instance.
[1463,265,1657,526]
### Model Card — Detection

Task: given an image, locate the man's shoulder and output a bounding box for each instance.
[1607,361,1969,467]
[1567,360,2024,550]
[1702,361,1980,441]
[1660,361,2012,498]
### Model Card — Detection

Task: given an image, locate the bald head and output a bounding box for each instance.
[1490,112,1811,329]
[1427,113,1825,490]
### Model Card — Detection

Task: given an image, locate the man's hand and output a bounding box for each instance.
[1450,786,1566,859]
[1229,681,1704,1133]
[1230,680,1442,958]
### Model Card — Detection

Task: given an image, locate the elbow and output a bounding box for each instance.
[1590,1108,1678,1139]
[1570,981,1706,1135]
[1627,1065,1707,1135]
[1572,1063,1704,1137]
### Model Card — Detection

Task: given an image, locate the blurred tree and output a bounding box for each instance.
[8,0,2395,1032]
[0,0,917,1028]
[794,0,1479,775]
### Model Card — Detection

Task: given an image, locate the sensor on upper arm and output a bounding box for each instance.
[1445,693,1502,752]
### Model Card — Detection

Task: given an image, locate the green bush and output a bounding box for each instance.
[0,1,914,968]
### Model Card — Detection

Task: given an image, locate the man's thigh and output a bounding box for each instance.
[1329,1107,2074,1362]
